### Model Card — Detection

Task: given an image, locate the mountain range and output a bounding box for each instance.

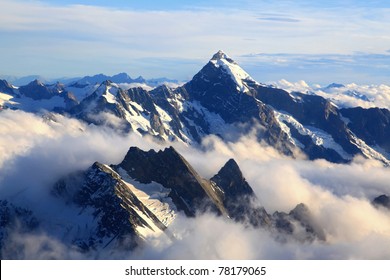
[0,74,179,88]
[0,50,389,258]
[2,50,390,164]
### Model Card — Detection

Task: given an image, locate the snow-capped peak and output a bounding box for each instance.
[210,50,257,93]
[95,81,119,104]
[211,50,234,62]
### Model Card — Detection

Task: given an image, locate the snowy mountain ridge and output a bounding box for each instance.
[2,51,390,165]
[1,51,390,259]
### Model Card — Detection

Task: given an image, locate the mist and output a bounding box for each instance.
[0,110,163,213]
[1,110,390,259]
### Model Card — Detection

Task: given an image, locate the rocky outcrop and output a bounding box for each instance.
[341,107,390,153]
[372,194,390,210]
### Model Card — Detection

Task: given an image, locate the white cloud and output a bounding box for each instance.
[274,79,390,109]
[314,83,390,109]
[273,79,312,93]
[0,110,163,212]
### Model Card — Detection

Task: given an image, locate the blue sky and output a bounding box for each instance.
[35,0,390,10]
[1,0,390,85]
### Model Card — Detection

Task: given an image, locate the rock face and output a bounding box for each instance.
[52,163,143,251]
[253,85,360,162]
[51,159,180,252]
[210,159,270,226]
[211,159,254,201]
[19,80,62,100]
[116,147,275,227]
[372,195,390,210]
[116,146,222,217]
[0,79,15,95]
[272,203,326,242]
[341,107,390,153]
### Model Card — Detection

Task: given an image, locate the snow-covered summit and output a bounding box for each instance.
[211,50,235,62]
[209,50,257,93]
[94,81,120,104]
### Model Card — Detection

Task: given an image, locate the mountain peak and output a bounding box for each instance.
[112,72,131,79]
[211,158,254,197]
[18,79,58,100]
[208,51,256,93]
[0,79,15,95]
[31,79,45,87]
[94,80,114,94]
[101,80,114,86]
[325,83,345,89]
[211,50,235,63]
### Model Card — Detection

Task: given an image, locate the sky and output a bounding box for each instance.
[1,0,390,85]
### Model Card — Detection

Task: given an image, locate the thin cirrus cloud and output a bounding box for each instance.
[257,17,301,23]
[237,52,390,85]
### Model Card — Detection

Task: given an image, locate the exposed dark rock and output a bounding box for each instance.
[116,146,222,216]
[341,107,390,153]
[372,194,390,209]
[51,162,176,251]
[210,159,270,226]
[273,203,326,242]
[19,80,62,100]
[254,85,361,161]
[0,79,15,95]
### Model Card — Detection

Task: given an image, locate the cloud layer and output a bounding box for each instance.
[1,111,390,259]
[274,79,390,109]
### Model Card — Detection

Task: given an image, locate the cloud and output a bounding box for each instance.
[272,79,311,93]
[133,213,286,260]
[1,0,390,83]
[238,53,390,84]
[1,231,85,260]
[127,209,390,259]
[314,83,390,109]
[174,129,289,179]
[273,79,390,109]
[257,17,300,23]
[0,110,163,213]
[1,111,390,259]
[239,52,390,66]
